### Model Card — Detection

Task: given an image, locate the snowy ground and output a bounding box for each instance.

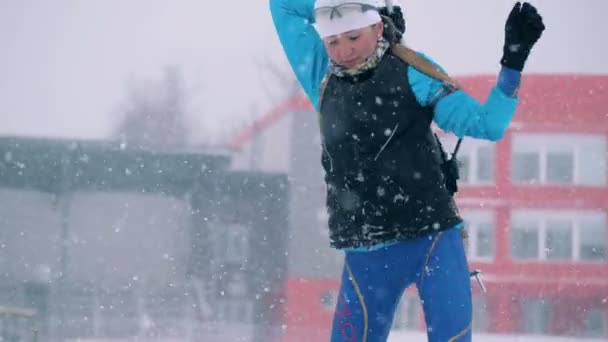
[66,331,606,342]
[388,331,605,341]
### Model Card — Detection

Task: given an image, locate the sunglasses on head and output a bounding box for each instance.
[314,2,378,20]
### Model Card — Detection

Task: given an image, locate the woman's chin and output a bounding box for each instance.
[342,60,362,69]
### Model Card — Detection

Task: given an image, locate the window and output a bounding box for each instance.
[584,308,606,338]
[513,152,540,183]
[545,219,573,260]
[511,219,539,260]
[458,154,471,182]
[461,210,495,261]
[546,151,574,183]
[472,296,490,332]
[521,298,551,334]
[512,133,606,186]
[511,210,607,262]
[475,222,495,258]
[579,215,607,261]
[476,146,495,181]
[439,136,496,185]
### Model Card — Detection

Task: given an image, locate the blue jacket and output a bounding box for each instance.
[270,0,520,141]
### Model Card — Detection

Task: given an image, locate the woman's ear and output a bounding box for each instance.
[375,21,385,39]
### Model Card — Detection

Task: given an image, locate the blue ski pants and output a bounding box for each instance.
[330,227,472,342]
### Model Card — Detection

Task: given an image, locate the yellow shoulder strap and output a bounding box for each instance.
[390,44,456,86]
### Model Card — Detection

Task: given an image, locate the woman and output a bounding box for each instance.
[269,1,544,341]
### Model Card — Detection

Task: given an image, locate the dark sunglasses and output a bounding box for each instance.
[314,2,378,20]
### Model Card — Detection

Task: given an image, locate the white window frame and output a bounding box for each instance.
[439,135,496,185]
[461,210,496,262]
[511,133,606,186]
[511,210,607,262]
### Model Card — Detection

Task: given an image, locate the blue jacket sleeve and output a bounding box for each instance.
[270,0,329,110]
[409,54,519,141]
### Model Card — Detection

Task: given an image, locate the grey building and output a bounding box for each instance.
[230,98,344,280]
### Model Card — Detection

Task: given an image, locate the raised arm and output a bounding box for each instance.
[409,2,545,141]
[410,65,520,141]
[269,0,329,109]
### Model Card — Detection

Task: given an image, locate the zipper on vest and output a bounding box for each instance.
[374,123,399,161]
[322,142,334,172]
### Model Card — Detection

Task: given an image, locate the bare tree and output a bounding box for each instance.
[252,54,301,105]
[114,65,192,149]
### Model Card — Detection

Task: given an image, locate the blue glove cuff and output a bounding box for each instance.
[497,66,521,97]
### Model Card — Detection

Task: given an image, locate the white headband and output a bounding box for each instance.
[314,8,382,38]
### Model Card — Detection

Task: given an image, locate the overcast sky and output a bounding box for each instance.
[1,0,606,143]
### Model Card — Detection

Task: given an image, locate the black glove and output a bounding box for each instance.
[500,2,545,71]
[379,6,406,43]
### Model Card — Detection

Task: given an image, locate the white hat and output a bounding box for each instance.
[313,0,383,38]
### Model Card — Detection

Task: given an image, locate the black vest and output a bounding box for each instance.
[319,53,462,249]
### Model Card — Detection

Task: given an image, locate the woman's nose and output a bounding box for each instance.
[339,45,355,58]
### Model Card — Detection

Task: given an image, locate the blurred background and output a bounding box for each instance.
[0,0,606,341]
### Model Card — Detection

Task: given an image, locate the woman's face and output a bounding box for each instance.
[323,22,383,69]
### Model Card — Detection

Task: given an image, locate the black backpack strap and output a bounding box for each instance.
[428,80,464,191]
[434,133,462,196]
[391,43,464,151]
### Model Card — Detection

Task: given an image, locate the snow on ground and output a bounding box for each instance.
[66,331,606,342]
[388,330,605,341]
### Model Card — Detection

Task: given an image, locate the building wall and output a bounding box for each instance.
[0,189,62,284]
[231,113,292,173]
[0,189,191,287]
[288,110,342,278]
[231,110,343,278]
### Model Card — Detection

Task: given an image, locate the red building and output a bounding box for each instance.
[230,74,608,339]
